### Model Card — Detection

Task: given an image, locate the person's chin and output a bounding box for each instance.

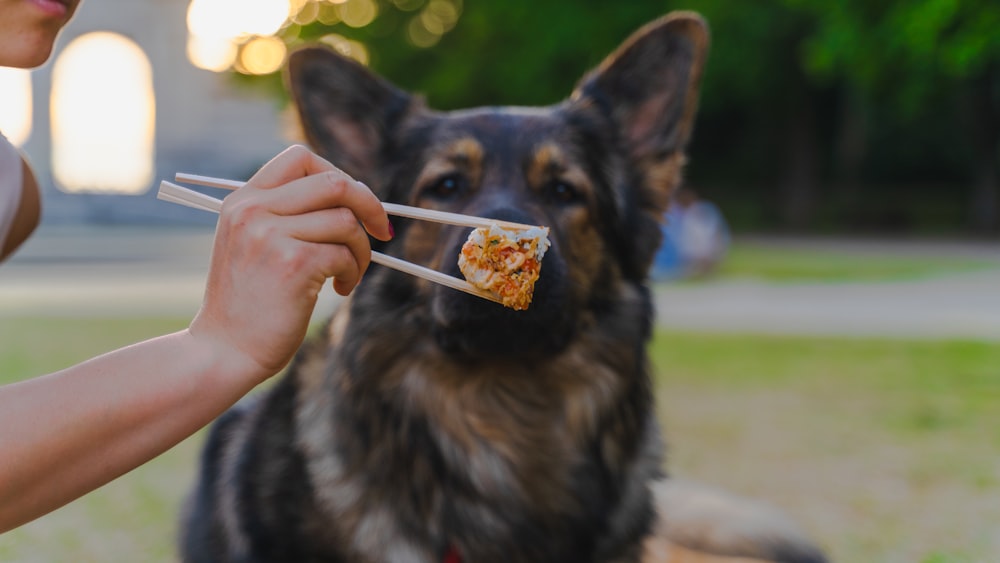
[2,34,58,69]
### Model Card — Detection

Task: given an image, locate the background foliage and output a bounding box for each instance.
[246,0,1000,235]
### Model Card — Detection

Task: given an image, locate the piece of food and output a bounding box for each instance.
[458,224,550,310]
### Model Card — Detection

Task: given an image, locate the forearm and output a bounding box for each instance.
[0,329,268,532]
[0,145,391,533]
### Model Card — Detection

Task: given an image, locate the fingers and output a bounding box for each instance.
[247,145,336,190]
[237,145,392,242]
[219,144,391,296]
[318,243,365,297]
[262,173,392,241]
[191,146,391,379]
[286,206,374,281]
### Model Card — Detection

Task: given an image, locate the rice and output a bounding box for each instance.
[457,223,550,310]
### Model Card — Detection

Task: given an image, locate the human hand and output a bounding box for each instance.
[189,145,392,381]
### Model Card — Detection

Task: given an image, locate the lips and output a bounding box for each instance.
[27,0,74,18]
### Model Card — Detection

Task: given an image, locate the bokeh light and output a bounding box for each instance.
[238,36,288,75]
[186,0,292,72]
[291,0,320,24]
[407,14,440,48]
[0,68,32,147]
[424,0,458,33]
[51,33,156,194]
[187,0,465,71]
[338,0,377,28]
[392,0,425,11]
[317,2,342,25]
[186,33,238,72]
[187,0,291,39]
[407,0,461,48]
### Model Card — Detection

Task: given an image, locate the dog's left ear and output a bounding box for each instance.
[569,12,709,275]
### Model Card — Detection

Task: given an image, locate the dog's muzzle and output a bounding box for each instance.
[430,207,575,361]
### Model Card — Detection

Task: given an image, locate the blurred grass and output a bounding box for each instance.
[652,331,1000,563]
[0,317,195,563]
[2,317,998,562]
[718,241,997,282]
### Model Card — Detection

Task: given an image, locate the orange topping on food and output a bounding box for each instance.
[457,224,550,310]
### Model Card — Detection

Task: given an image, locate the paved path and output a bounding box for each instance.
[0,225,348,320]
[3,225,999,340]
[654,236,1000,340]
[653,271,1000,340]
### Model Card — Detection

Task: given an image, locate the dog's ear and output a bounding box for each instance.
[286,47,416,187]
[572,12,708,185]
[569,12,709,276]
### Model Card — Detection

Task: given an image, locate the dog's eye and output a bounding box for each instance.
[544,180,580,204]
[423,174,466,200]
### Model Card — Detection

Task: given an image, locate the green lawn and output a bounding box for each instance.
[718,241,998,283]
[2,317,998,562]
[651,331,1000,563]
[0,317,195,563]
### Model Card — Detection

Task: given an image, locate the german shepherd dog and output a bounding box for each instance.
[181,12,827,563]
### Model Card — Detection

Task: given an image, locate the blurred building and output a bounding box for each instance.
[5,0,290,225]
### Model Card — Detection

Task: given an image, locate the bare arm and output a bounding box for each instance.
[0,146,392,532]
[0,329,264,532]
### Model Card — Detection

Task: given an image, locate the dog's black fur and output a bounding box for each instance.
[180,13,826,563]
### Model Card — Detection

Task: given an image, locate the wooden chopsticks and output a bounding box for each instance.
[174,173,538,231]
[157,177,509,304]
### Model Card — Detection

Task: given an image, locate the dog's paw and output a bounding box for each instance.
[644,479,828,563]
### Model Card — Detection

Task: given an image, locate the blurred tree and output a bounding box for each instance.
[794,0,1000,232]
[681,0,1000,231]
[675,0,827,229]
[237,0,999,235]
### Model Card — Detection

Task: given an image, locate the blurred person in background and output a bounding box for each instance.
[653,186,731,280]
[0,0,393,532]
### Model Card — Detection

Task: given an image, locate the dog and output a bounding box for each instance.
[179,12,827,563]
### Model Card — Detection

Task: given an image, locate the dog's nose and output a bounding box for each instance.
[468,205,538,228]
[464,187,542,225]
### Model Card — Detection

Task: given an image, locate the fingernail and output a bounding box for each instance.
[388,220,395,239]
